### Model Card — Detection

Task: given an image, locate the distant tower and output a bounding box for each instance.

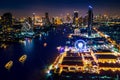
[32,13,36,24]
[73,11,79,27]
[74,11,78,18]
[45,12,49,19]
[52,17,55,24]
[44,12,51,26]
[88,6,93,36]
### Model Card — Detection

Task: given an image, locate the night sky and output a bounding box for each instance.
[0,0,120,17]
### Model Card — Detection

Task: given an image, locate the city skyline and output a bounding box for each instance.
[0,0,120,80]
[0,0,120,17]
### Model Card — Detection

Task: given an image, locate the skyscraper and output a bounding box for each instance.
[32,13,36,24]
[44,12,51,26]
[88,6,93,36]
[45,12,49,19]
[73,11,79,27]
[74,11,78,18]
[52,17,55,24]
[66,13,71,23]
[1,12,13,27]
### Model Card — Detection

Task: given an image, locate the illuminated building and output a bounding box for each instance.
[33,16,43,26]
[44,12,51,26]
[32,13,35,24]
[52,17,55,24]
[88,6,93,36]
[83,15,88,26]
[74,11,78,19]
[73,11,79,27]
[78,17,83,26]
[0,12,15,41]
[99,63,120,72]
[1,12,13,27]
[97,54,117,63]
[31,13,43,27]
[94,49,120,72]
[54,17,63,25]
[66,13,72,23]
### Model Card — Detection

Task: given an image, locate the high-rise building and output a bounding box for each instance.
[32,13,36,24]
[88,6,93,36]
[44,12,51,26]
[51,17,55,24]
[66,13,71,23]
[83,15,88,26]
[73,11,79,27]
[1,12,14,41]
[1,12,13,27]
[74,11,78,18]
[78,17,83,26]
[45,12,49,18]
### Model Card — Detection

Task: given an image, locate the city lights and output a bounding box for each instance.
[0,0,120,80]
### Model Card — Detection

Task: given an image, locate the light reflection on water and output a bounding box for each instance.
[23,38,34,53]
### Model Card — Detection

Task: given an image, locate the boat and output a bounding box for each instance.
[19,54,27,63]
[4,60,13,70]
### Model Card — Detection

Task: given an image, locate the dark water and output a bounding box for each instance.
[0,26,72,80]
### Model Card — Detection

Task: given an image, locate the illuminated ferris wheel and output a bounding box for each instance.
[74,40,86,51]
